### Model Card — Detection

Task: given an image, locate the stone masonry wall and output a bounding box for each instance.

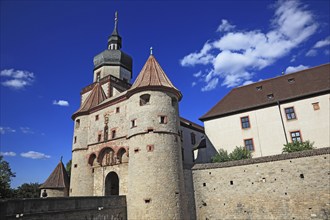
[192,148,330,220]
[0,196,127,220]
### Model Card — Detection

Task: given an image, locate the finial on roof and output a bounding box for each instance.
[60,156,63,162]
[150,47,153,55]
[114,11,118,30]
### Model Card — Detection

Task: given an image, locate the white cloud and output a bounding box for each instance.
[0,126,16,134]
[0,152,16,157]
[21,151,51,159]
[0,69,35,89]
[242,80,254,86]
[191,82,197,87]
[217,19,236,32]
[180,42,214,66]
[285,65,309,74]
[306,36,330,56]
[313,36,330,48]
[193,71,202,78]
[181,0,318,91]
[20,127,34,134]
[53,100,69,106]
[201,78,219,92]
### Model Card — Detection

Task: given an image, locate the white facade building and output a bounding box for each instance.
[200,64,330,157]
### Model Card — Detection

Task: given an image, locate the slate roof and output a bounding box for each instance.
[200,63,330,121]
[40,161,70,189]
[129,55,182,100]
[73,82,107,118]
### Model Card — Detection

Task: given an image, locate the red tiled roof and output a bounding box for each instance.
[200,63,330,121]
[129,55,182,100]
[40,161,70,189]
[73,82,107,117]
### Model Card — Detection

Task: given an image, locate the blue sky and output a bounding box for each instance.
[1,0,329,188]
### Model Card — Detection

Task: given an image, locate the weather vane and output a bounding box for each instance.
[150,47,153,55]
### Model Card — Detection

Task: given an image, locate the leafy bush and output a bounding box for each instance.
[211,149,230,163]
[282,140,315,153]
[229,146,252,160]
[212,146,252,163]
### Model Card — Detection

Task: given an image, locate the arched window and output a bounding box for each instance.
[117,148,128,163]
[99,148,115,166]
[88,154,97,166]
[140,94,150,106]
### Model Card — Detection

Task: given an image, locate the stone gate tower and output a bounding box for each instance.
[126,53,187,219]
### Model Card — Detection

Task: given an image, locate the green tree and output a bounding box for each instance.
[66,159,72,178]
[211,149,230,163]
[282,140,315,153]
[0,155,16,198]
[229,146,252,160]
[212,147,252,163]
[14,182,41,198]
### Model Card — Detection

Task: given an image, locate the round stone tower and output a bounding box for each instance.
[70,83,108,196]
[126,53,186,219]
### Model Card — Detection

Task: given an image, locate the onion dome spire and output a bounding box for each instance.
[108,11,122,50]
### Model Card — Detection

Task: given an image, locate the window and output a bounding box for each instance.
[131,119,136,128]
[96,72,101,82]
[256,86,263,91]
[147,145,154,152]
[241,116,250,129]
[285,107,296,120]
[95,115,99,121]
[171,98,177,107]
[104,126,108,141]
[244,139,254,151]
[74,136,77,143]
[191,132,196,145]
[288,78,295,83]
[75,119,80,129]
[159,115,167,124]
[290,131,302,142]
[116,107,120,113]
[140,94,150,106]
[98,134,102,142]
[180,130,183,142]
[111,129,116,139]
[312,102,320,111]
[267,94,274,100]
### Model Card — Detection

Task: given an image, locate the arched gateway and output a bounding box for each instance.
[105,172,119,196]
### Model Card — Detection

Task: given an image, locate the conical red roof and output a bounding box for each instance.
[72,82,107,118]
[40,161,70,189]
[129,55,182,100]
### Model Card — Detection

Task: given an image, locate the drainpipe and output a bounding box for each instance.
[277,100,288,144]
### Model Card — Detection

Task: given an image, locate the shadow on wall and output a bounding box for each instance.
[194,135,218,163]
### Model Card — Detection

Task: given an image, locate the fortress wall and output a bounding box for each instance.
[192,147,330,220]
[183,168,196,220]
[0,196,127,220]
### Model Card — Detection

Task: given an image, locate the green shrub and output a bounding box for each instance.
[212,146,252,163]
[282,140,315,153]
[229,146,252,160]
[211,149,230,163]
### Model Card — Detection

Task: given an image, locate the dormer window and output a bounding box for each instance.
[140,94,150,106]
[288,78,295,83]
[267,94,274,100]
[256,86,263,91]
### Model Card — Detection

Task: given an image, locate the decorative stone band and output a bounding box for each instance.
[192,147,330,170]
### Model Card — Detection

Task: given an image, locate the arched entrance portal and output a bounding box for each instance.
[105,172,119,196]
